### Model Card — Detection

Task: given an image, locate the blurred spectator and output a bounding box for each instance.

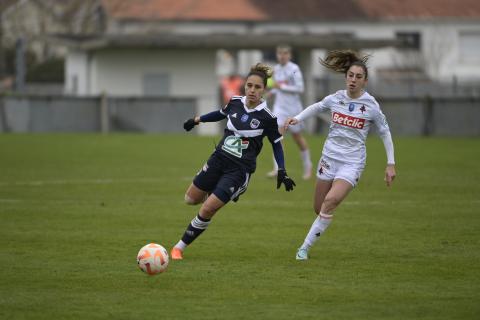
[220,74,244,105]
[0,77,13,93]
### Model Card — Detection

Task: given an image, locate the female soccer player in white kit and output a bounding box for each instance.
[267,45,312,180]
[285,50,397,260]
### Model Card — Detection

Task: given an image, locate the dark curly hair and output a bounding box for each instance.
[247,63,273,87]
[319,50,371,79]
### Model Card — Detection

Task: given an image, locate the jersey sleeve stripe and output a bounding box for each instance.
[263,107,276,119]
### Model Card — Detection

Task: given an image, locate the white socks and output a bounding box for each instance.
[273,149,311,171]
[175,240,187,250]
[301,149,312,170]
[300,212,333,250]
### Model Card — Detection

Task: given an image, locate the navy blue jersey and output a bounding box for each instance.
[215,96,283,173]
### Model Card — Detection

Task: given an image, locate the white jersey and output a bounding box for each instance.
[271,61,304,117]
[295,90,392,165]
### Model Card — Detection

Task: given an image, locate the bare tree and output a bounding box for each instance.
[423,24,455,80]
[2,0,103,63]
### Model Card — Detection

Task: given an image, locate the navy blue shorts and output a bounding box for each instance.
[193,153,251,204]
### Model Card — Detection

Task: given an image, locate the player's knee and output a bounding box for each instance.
[184,194,199,205]
[200,203,218,217]
[322,195,340,212]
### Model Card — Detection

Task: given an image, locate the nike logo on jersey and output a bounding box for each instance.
[332,112,365,129]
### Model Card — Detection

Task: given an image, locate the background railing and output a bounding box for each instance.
[0,94,196,133]
[1,92,479,136]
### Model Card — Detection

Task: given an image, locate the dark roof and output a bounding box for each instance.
[52,32,406,50]
[101,0,480,22]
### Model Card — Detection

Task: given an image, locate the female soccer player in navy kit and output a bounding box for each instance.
[171,63,296,260]
[285,50,396,260]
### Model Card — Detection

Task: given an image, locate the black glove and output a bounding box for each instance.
[183,118,198,131]
[276,169,296,191]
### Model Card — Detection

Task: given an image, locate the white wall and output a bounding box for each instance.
[301,20,480,83]
[86,48,219,134]
[65,50,89,95]
[105,17,480,83]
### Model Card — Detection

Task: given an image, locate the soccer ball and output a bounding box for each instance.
[136,243,169,275]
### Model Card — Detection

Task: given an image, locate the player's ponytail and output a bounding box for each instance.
[247,63,273,87]
[320,50,370,79]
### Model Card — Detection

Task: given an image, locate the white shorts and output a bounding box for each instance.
[276,113,304,133]
[316,155,365,187]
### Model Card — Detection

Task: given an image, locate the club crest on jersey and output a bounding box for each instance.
[241,114,249,122]
[348,103,355,112]
[360,105,366,114]
[250,118,260,129]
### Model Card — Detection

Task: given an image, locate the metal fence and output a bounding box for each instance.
[311,76,480,136]
[312,96,480,136]
[0,94,196,133]
[314,75,480,99]
[1,93,479,136]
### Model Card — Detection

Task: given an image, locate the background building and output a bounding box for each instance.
[1,0,479,135]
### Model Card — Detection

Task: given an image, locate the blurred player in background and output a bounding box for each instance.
[267,45,312,180]
[171,63,296,260]
[285,50,396,260]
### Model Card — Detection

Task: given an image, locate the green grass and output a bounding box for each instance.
[0,134,479,319]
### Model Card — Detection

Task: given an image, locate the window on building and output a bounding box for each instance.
[396,32,421,50]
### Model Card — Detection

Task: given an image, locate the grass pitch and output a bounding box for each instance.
[0,134,479,319]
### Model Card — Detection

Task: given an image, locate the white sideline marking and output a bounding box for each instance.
[237,199,421,207]
[0,177,191,187]
[0,199,21,203]
[1,197,478,207]
[249,199,478,207]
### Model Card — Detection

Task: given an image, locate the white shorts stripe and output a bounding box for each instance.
[231,173,250,200]
[273,136,284,144]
